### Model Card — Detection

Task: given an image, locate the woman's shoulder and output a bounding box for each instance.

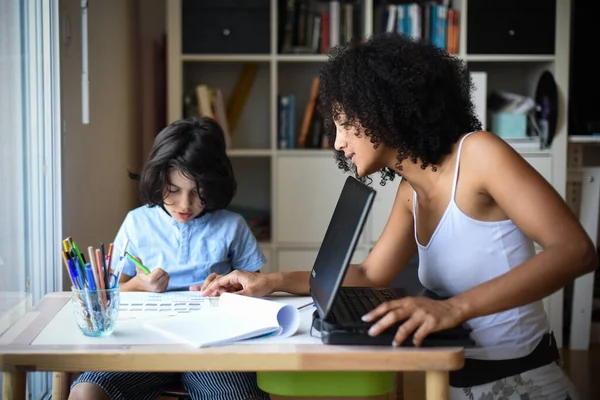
[453,130,523,171]
[459,130,513,155]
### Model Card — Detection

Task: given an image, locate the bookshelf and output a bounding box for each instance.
[166,0,571,346]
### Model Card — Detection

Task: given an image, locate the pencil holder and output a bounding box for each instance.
[71,286,120,337]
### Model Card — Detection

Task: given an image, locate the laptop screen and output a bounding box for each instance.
[309,176,376,320]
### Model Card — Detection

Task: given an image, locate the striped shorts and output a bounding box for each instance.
[71,371,270,400]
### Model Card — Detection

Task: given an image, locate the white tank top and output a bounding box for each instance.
[413,132,550,360]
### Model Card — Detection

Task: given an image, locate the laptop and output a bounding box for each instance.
[309,176,475,347]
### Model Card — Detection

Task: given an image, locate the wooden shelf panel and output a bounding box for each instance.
[569,136,600,144]
[182,54,271,62]
[464,54,555,62]
[227,149,273,157]
[276,54,328,62]
[276,149,335,157]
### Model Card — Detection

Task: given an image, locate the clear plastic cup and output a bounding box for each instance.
[71,286,120,337]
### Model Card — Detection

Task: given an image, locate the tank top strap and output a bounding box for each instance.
[450,132,477,200]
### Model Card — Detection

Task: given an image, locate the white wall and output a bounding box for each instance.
[59,0,140,289]
[134,0,166,165]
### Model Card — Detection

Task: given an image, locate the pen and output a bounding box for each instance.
[108,239,129,288]
[85,263,96,290]
[62,251,76,288]
[125,251,151,274]
[106,243,113,280]
[297,301,315,311]
[73,258,87,289]
[72,240,87,266]
[95,249,108,307]
[88,246,102,290]
[110,257,125,288]
[83,258,102,329]
[70,260,93,330]
[100,243,109,289]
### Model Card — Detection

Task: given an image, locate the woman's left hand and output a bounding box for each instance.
[362,297,466,347]
[190,272,222,293]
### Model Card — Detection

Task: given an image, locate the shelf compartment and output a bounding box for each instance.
[277,62,326,150]
[228,156,272,242]
[183,62,271,150]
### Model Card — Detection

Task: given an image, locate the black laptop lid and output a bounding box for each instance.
[309,176,376,320]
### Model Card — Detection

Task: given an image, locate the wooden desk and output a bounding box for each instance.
[0,292,465,400]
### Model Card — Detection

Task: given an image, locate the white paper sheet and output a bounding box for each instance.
[31,294,320,346]
[118,291,218,320]
[143,293,302,347]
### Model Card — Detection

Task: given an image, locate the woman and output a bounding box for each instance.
[197,34,597,399]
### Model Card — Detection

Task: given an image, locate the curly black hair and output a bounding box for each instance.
[317,32,482,184]
[139,117,236,212]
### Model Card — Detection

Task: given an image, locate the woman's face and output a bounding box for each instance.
[333,115,386,177]
[163,169,204,223]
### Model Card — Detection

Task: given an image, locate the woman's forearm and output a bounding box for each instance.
[449,242,598,322]
[267,264,375,295]
[268,271,311,295]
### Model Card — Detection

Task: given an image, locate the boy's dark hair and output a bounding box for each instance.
[139,117,236,212]
[317,32,482,183]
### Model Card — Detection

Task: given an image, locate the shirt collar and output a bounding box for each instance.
[156,204,210,228]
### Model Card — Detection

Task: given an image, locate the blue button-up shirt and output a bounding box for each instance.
[111,205,265,291]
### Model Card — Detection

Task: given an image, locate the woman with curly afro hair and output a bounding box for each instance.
[199,33,596,399]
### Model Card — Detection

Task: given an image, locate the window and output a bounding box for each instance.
[0,0,61,397]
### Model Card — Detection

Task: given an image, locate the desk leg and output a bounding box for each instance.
[52,372,70,400]
[425,371,448,400]
[2,371,26,400]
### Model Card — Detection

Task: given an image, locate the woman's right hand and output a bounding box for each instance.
[134,265,170,292]
[197,270,273,298]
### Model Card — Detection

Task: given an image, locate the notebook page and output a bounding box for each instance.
[219,293,300,338]
[143,309,279,347]
[118,291,218,320]
[143,294,300,347]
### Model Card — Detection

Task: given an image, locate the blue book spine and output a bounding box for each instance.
[287,94,296,149]
[278,95,289,149]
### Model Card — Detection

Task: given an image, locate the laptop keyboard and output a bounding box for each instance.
[332,288,396,326]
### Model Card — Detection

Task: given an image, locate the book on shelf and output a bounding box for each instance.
[184,85,232,148]
[143,293,301,348]
[278,1,459,55]
[279,0,364,54]
[279,76,331,150]
[183,64,259,148]
[374,1,460,54]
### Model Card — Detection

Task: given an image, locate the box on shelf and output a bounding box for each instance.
[181,0,270,54]
[466,0,555,55]
[491,112,527,139]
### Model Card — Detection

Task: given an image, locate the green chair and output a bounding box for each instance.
[257,371,396,397]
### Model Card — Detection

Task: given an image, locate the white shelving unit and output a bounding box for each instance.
[166,0,571,347]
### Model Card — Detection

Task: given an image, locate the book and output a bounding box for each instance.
[142,293,301,348]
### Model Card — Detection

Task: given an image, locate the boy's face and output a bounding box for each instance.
[163,169,204,223]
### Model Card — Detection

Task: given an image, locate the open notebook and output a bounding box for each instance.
[143,293,300,347]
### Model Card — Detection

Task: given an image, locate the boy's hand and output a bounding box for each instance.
[134,264,169,292]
